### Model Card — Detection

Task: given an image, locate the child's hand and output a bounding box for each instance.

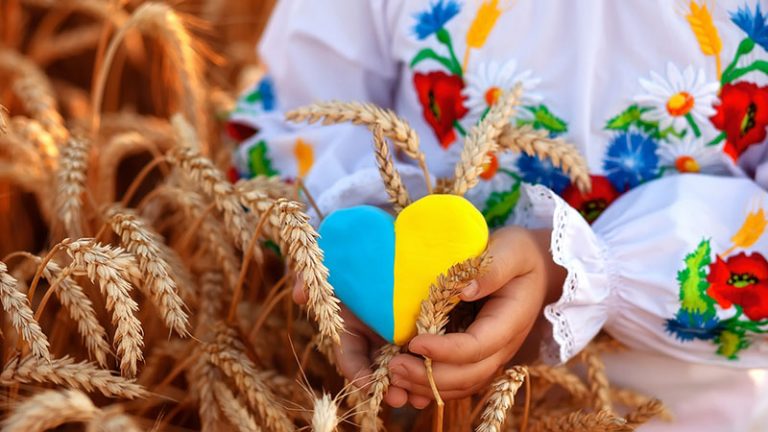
[387,227,565,408]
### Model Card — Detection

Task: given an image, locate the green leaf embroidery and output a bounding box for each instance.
[248,140,278,177]
[678,239,715,317]
[715,329,749,360]
[245,90,262,104]
[482,178,521,229]
[604,104,663,138]
[410,48,459,76]
[523,105,568,134]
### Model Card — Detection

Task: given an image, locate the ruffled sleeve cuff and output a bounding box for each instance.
[512,184,614,364]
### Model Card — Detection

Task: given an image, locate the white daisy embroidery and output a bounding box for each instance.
[462,60,541,124]
[657,134,724,174]
[634,63,719,135]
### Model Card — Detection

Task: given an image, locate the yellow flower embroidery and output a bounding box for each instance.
[731,207,768,250]
[293,138,314,177]
[685,1,723,79]
[463,0,511,70]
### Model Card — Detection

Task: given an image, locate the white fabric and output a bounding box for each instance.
[231,1,768,429]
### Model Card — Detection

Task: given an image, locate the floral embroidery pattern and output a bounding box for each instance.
[410,1,570,227]
[666,206,768,359]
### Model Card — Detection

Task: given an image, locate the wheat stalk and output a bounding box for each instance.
[30,24,102,66]
[36,258,110,367]
[476,366,527,432]
[498,124,591,193]
[528,365,590,401]
[206,322,293,432]
[372,125,410,212]
[417,254,490,336]
[286,101,432,192]
[54,136,90,239]
[0,261,51,360]
[64,240,144,377]
[235,182,282,243]
[0,355,147,399]
[212,380,263,432]
[2,389,99,432]
[92,3,207,145]
[452,85,521,196]
[97,132,156,204]
[106,205,190,336]
[527,409,631,432]
[311,393,339,432]
[0,104,8,135]
[275,199,343,345]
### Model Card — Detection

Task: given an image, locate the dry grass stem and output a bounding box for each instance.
[0,261,51,360]
[452,85,522,196]
[476,366,527,432]
[0,355,147,399]
[106,205,190,336]
[498,124,591,193]
[2,389,98,432]
[64,240,144,377]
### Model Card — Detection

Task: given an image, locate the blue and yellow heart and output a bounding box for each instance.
[318,195,489,345]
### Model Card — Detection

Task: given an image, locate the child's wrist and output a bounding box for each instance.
[529,228,566,305]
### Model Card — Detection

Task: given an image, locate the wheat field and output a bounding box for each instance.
[0,1,667,431]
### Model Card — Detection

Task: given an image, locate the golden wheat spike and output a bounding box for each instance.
[686,1,722,76]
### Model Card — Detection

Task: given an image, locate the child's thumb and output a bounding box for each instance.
[458,228,532,302]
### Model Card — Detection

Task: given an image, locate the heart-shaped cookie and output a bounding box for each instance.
[318,195,488,345]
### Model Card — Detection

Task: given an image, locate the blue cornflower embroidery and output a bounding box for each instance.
[258,77,276,112]
[731,3,768,51]
[413,0,461,40]
[603,131,659,191]
[516,153,571,194]
[665,310,722,342]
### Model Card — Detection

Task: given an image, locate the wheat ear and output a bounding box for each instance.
[86,406,142,432]
[37,258,110,367]
[452,85,522,196]
[0,48,68,143]
[275,199,344,345]
[0,354,147,399]
[580,347,613,413]
[357,343,400,432]
[624,398,667,428]
[55,136,90,239]
[528,365,590,401]
[2,389,98,432]
[372,125,410,212]
[206,322,293,432]
[212,380,263,432]
[106,205,190,336]
[417,253,490,336]
[286,101,432,192]
[0,261,51,360]
[64,240,144,377]
[476,366,527,432]
[168,144,254,255]
[527,409,630,432]
[312,393,339,432]
[498,124,591,193]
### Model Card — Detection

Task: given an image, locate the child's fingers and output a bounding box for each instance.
[334,330,374,388]
[460,226,536,302]
[408,275,540,364]
[384,386,408,408]
[409,394,432,410]
[292,275,308,304]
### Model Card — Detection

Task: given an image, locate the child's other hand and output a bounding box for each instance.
[292,281,411,407]
[387,227,565,408]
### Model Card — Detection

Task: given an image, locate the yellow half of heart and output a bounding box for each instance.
[392,194,489,345]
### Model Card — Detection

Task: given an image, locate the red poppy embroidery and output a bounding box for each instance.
[413,71,468,148]
[226,121,258,142]
[707,252,768,321]
[709,82,768,160]
[562,175,621,224]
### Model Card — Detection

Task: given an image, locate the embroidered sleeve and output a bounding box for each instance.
[227,0,403,219]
